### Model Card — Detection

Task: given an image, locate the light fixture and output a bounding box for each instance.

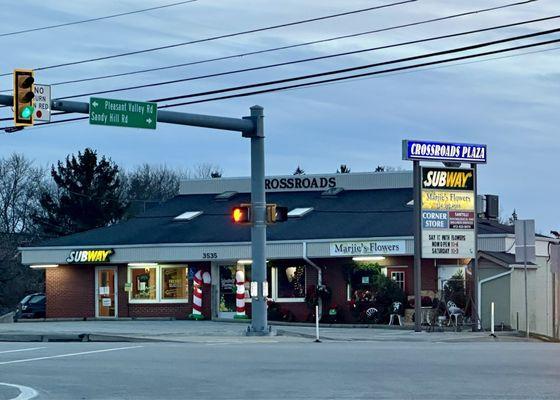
[352,256,386,262]
[128,263,158,267]
[237,259,253,265]
[30,264,59,269]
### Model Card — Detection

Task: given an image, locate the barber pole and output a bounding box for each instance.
[189,270,204,320]
[234,270,248,319]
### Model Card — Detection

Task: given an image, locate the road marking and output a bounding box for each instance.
[0,347,46,355]
[0,345,143,366]
[0,382,38,400]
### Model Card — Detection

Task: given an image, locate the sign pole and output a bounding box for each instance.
[472,163,479,331]
[524,220,529,338]
[413,160,422,332]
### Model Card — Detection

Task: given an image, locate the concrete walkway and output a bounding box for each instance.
[0,319,532,343]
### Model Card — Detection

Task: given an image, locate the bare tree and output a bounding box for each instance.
[192,163,223,179]
[0,154,46,234]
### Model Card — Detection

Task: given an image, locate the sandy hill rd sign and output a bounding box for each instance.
[89,97,157,130]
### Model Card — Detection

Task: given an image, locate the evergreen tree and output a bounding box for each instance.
[35,148,126,236]
[293,166,305,175]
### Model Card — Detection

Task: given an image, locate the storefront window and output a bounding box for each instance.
[161,266,188,300]
[131,268,157,300]
[276,265,306,299]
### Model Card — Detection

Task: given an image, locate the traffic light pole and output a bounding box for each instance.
[0,94,271,336]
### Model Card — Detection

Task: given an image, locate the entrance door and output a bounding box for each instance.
[218,265,237,318]
[95,267,117,318]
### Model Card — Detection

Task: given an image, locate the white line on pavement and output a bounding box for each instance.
[0,347,46,355]
[0,345,143,366]
[0,382,38,400]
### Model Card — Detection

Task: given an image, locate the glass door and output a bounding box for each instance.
[218,265,237,318]
[96,267,117,318]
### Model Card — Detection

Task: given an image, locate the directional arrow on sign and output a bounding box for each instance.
[92,101,99,107]
[146,118,153,124]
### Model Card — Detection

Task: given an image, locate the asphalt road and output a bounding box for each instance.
[0,340,559,400]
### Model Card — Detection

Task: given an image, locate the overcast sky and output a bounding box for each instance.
[1,0,558,234]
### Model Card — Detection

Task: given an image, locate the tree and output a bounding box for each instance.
[293,166,305,175]
[193,163,223,179]
[0,154,45,234]
[0,154,46,312]
[35,148,127,236]
[337,164,351,174]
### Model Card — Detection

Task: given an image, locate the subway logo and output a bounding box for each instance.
[422,167,474,191]
[66,249,114,264]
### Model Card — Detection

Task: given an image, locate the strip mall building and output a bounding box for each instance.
[19,172,556,336]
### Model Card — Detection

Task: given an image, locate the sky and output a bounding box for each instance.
[0,0,558,234]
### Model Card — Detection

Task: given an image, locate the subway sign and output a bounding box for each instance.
[402,140,487,163]
[66,249,114,264]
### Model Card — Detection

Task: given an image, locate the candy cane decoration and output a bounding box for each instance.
[190,270,204,320]
[234,270,247,319]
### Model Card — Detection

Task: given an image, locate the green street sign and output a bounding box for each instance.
[89,97,157,130]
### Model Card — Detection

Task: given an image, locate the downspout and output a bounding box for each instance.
[303,242,323,319]
[477,266,514,331]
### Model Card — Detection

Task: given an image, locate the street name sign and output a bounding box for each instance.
[33,84,51,122]
[89,97,157,130]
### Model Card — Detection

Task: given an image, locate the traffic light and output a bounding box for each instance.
[232,204,251,224]
[266,204,289,224]
[13,69,35,126]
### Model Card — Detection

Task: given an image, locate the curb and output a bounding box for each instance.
[0,333,165,343]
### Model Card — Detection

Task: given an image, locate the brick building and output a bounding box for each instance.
[18,171,553,332]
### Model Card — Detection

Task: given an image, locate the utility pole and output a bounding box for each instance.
[0,93,272,336]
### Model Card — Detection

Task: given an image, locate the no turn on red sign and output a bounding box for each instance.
[33,84,51,122]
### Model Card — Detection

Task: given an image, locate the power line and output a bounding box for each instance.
[156,37,560,109]
[0,0,199,38]
[3,35,557,133]
[147,27,560,103]
[50,15,560,101]
[0,0,537,92]
[0,0,416,77]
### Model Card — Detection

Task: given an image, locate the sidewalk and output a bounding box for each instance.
[0,319,533,343]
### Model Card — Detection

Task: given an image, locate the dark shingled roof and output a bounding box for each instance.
[30,188,514,248]
[481,251,537,266]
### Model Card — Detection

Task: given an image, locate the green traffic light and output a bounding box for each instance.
[20,106,34,119]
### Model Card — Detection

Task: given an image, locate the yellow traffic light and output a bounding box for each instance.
[13,69,34,126]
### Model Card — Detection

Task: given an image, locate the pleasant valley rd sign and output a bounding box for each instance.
[89,97,157,129]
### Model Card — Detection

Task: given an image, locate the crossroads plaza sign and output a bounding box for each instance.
[402,139,487,164]
[89,97,157,130]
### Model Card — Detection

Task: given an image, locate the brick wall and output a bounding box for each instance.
[46,265,94,318]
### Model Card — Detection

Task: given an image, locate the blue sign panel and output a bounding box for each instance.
[422,211,449,229]
[402,140,487,163]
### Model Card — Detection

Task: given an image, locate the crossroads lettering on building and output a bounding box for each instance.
[402,139,487,163]
[330,240,406,256]
[265,176,336,190]
[66,249,114,264]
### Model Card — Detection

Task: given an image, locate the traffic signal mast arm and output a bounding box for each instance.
[0,95,255,134]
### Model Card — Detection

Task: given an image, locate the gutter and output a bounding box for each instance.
[477,266,514,330]
[302,241,323,319]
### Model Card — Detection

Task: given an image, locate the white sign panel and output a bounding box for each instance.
[422,230,475,259]
[102,298,112,307]
[33,84,51,122]
[515,219,536,263]
[330,240,406,256]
